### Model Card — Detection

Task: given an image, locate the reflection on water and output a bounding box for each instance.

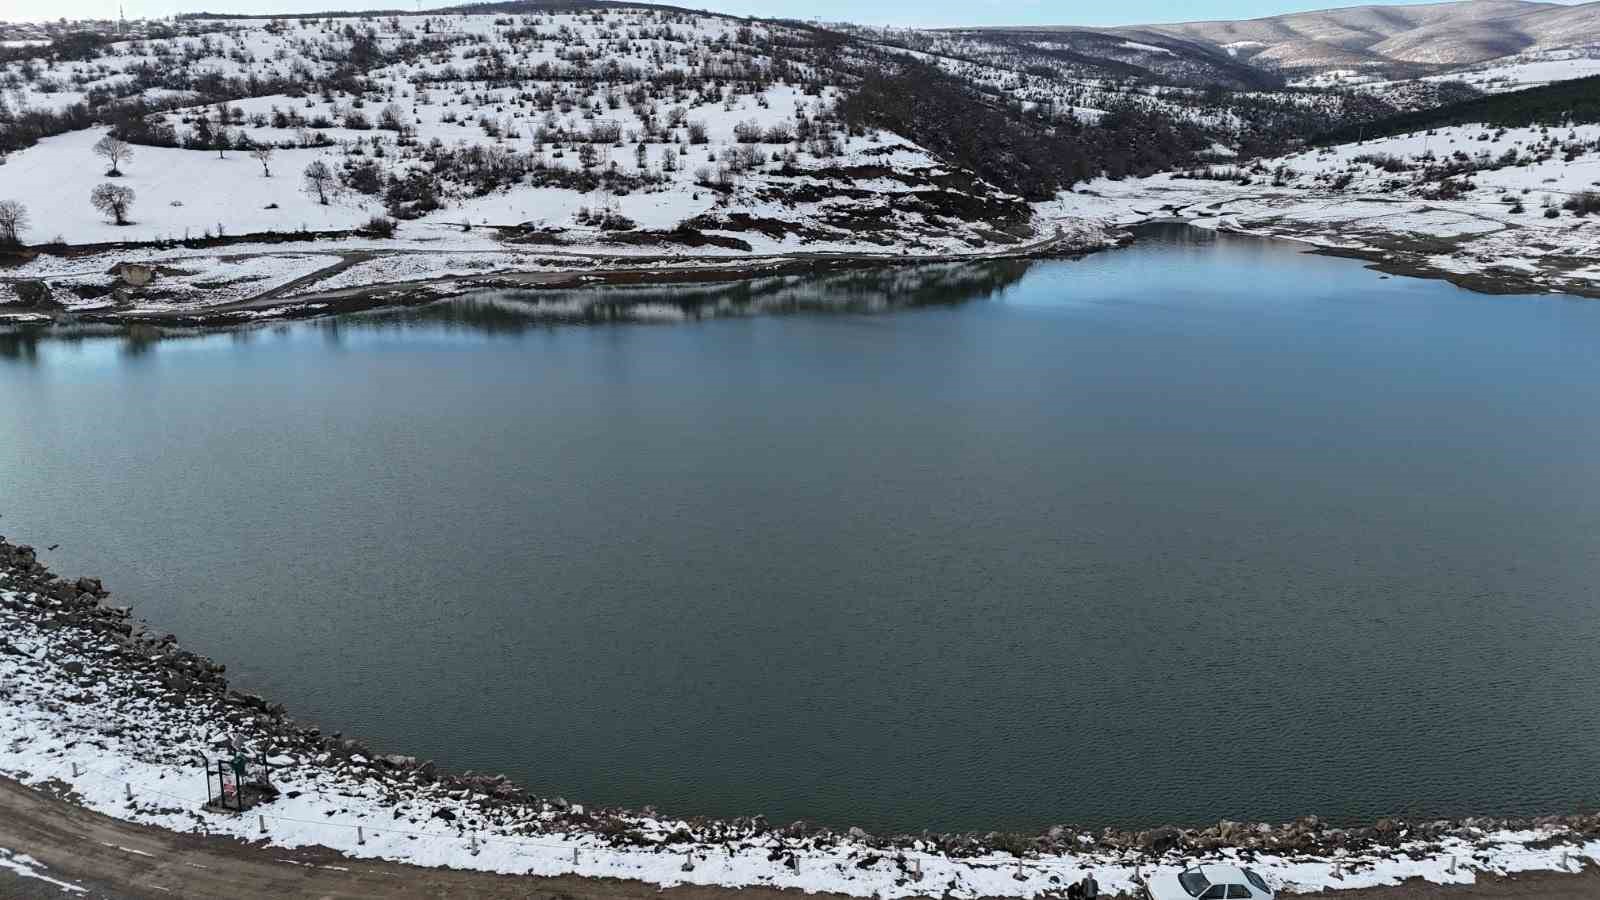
[0,259,1036,361]
[365,259,1035,331]
[0,323,169,363]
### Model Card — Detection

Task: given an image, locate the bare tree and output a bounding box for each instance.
[250,144,275,177]
[90,183,135,225]
[302,160,335,205]
[0,200,27,247]
[215,102,233,159]
[93,134,133,176]
[378,102,407,131]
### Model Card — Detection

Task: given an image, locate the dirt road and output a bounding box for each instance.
[0,777,1593,900]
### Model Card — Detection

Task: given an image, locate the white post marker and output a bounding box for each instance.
[1014,857,1026,881]
[124,783,133,800]
[572,846,579,867]
[912,857,922,881]
[681,849,694,872]
[258,815,266,834]
[357,826,365,845]
[71,762,80,777]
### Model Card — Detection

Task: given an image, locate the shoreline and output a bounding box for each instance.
[0,225,1124,329]
[2,534,1599,897]
[4,775,1600,900]
[4,221,1591,338]
[1132,215,1600,300]
[5,211,1594,338]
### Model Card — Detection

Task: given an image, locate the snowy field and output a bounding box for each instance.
[0,98,986,250]
[1423,52,1600,93]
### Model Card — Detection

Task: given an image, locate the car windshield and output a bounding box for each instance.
[1178,869,1211,897]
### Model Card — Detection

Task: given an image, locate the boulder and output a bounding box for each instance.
[228,691,269,711]
[1141,826,1184,854]
[12,281,59,309]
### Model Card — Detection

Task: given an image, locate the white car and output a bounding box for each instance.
[1146,864,1276,900]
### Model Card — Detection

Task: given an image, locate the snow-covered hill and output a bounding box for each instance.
[3,1,1599,318]
[1128,0,1600,74]
[0,11,1044,253]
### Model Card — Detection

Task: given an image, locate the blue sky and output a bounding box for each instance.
[5,0,1587,27]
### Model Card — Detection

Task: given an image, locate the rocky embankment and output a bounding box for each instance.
[3,534,1599,897]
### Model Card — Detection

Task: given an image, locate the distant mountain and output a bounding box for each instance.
[1120,0,1600,72]
[923,26,1286,90]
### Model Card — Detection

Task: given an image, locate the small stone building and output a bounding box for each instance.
[109,262,157,287]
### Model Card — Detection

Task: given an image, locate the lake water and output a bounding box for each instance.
[4,224,1599,834]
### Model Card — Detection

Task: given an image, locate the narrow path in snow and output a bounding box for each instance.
[237,251,378,305]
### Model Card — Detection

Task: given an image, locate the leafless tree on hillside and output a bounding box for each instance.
[251,145,275,176]
[90,183,135,225]
[0,200,28,247]
[302,160,335,205]
[93,134,134,176]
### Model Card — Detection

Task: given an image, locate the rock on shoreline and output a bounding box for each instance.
[2,534,1598,896]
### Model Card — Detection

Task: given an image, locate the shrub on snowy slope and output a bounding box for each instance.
[840,59,1209,199]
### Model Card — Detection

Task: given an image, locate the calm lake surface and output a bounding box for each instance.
[4,225,1600,833]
